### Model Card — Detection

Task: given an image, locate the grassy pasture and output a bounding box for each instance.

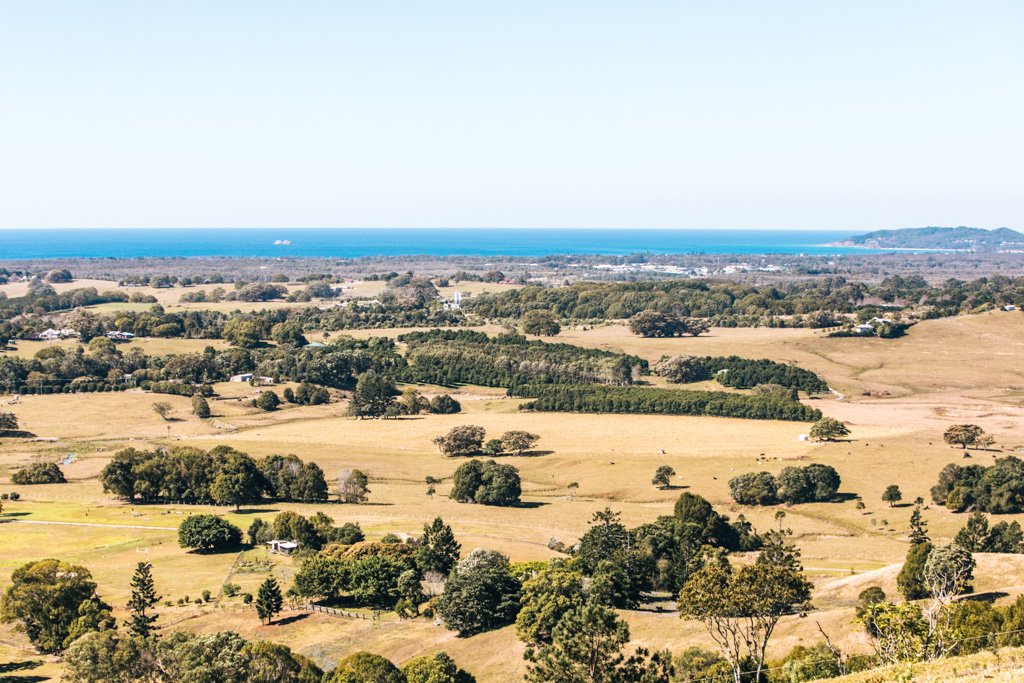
[2,312,1024,680]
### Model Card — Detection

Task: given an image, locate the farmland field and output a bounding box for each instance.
[2,310,1024,681]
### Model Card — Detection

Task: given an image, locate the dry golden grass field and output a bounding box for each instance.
[1,310,1023,680]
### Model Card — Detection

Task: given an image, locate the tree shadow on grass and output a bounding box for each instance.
[0,659,48,683]
[493,450,555,458]
[273,612,311,626]
[963,591,1009,604]
[830,492,861,503]
[234,508,280,515]
[188,545,244,555]
[512,501,549,509]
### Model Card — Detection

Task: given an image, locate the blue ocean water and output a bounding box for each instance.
[0,228,879,260]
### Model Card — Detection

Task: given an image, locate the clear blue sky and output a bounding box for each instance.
[1,1,1021,230]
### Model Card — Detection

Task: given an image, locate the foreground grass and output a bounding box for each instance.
[827,647,1024,682]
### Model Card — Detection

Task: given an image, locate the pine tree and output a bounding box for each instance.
[909,503,930,545]
[127,562,160,638]
[416,517,462,576]
[255,577,283,625]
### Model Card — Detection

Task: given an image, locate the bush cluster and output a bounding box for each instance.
[728,464,841,505]
[932,456,1024,513]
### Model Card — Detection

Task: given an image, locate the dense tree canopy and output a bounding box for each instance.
[437,549,521,636]
[178,515,242,552]
[449,459,522,506]
[0,559,112,653]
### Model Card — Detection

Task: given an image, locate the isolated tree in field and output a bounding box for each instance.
[500,430,539,456]
[255,577,283,625]
[127,562,160,638]
[191,395,211,418]
[337,468,370,503]
[11,462,66,485]
[521,309,561,336]
[0,411,19,431]
[178,515,242,552]
[774,509,787,531]
[433,425,486,456]
[429,394,462,414]
[882,484,902,507]
[348,370,397,418]
[809,417,850,442]
[254,390,280,411]
[628,310,677,337]
[652,465,676,489]
[676,550,813,683]
[437,549,521,636]
[417,517,461,576]
[449,459,521,506]
[943,424,987,450]
[0,559,112,654]
[152,401,173,421]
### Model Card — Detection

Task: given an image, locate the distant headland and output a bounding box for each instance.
[830,226,1024,252]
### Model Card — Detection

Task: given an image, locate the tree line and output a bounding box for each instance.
[399,330,647,387]
[0,332,404,394]
[100,446,329,507]
[510,384,823,422]
[655,354,829,393]
[464,276,1024,326]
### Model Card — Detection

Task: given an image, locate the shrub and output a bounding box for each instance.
[254,390,281,411]
[429,394,462,414]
